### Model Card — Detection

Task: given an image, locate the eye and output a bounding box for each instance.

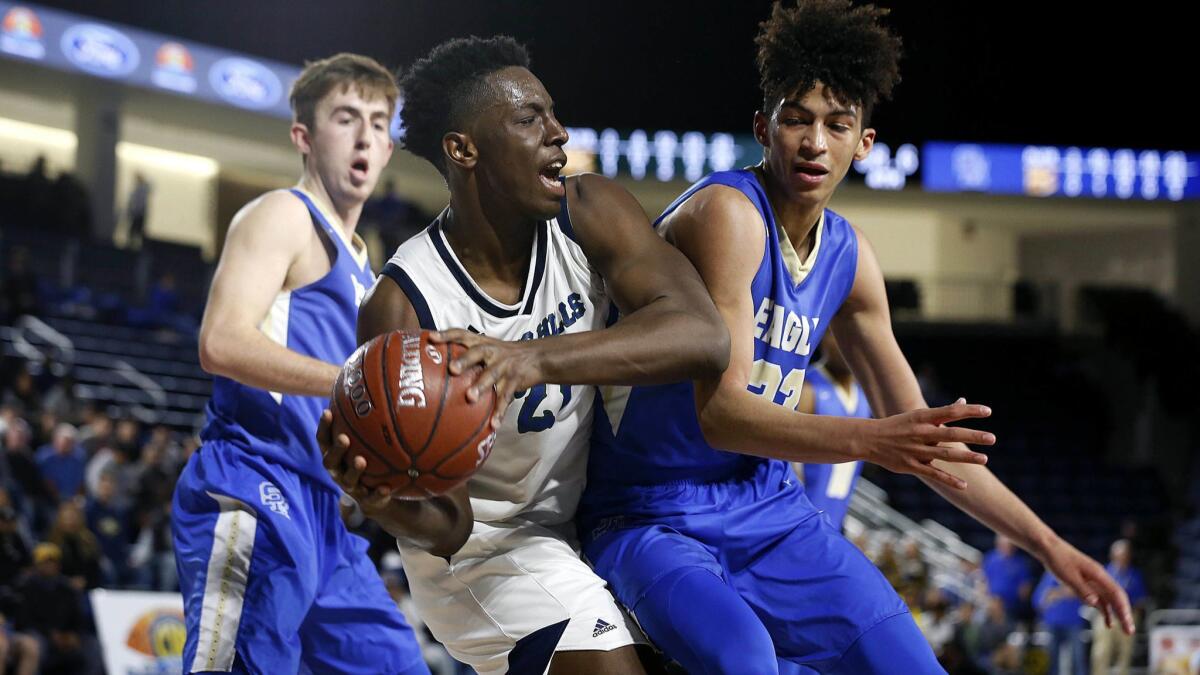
[519,116,536,126]
[782,118,803,127]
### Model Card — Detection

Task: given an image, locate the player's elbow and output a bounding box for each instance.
[698,319,731,377]
[198,328,235,377]
[696,385,736,449]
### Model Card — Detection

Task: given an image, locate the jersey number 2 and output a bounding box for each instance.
[747,360,806,410]
[515,384,572,433]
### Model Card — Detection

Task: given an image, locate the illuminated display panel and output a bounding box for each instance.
[923,141,1200,201]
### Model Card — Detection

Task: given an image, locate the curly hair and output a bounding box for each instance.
[755,0,902,125]
[398,36,531,174]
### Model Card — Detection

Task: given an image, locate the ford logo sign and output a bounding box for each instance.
[209,57,282,110]
[61,23,139,78]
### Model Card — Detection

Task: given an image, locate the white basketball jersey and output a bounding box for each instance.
[381,204,611,527]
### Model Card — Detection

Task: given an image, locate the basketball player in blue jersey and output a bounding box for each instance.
[793,332,869,532]
[577,2,1134,673]
[171,54,427,674]
[319,36,728,675]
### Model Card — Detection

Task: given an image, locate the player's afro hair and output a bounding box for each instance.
[755,0,901,125]
[398,35,531,175]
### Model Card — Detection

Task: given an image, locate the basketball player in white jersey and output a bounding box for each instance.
[319,36,728,674]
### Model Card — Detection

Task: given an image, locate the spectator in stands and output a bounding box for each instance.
[917,588,957,658]
[45,501,102,590]
[364,178,416,254]
[34,423,85,503]
[982,535,1034,622]
[0,610,40,675]
[39,372,79,424]
[899,538,931,597]
[1091,539,1146,675]
[1034,571,1086,675]
[129,498,175,592]
[0,367,39,419]
[21,157,51,229]
[113,417,141,458]
[48,170,91,239]
[85,471,132,587]
[0,419,51,531]
[124,173,151,249]
[0,248,39,322]
[77,408,112,455]
[0,489,32,584]
[12,542,101,675]
[970,596,1014,672]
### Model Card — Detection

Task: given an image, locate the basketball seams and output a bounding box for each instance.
[428,387,496,478]
[378,332,421,460]
[413,339,453,459]
[331,383,410,482]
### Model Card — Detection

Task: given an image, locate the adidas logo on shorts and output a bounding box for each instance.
[592,619,616,638]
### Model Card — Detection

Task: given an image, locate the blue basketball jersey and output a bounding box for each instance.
[200,188,374,490]
[801,366,871,529]
[582,169,859,510]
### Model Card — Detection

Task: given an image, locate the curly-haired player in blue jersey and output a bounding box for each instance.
[172,54,427,674]
[576,2,1134,673]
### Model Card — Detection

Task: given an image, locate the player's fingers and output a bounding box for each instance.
[317,409,334,446]
[492,383,514,430]
[920,444,989,465]
[341,453,366,488]
[919,400,992,426]
[1088,567,1134,634]
[429,328,478,347]
[452,345,493,376]
[913,461,968,490]
[468,364,502,402]
[929,425,996,448]
[362,486,392,512]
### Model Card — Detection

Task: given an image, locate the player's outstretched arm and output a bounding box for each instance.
[832,226,1134,634]
[198,192,342,397]
[315,278,473,557]
[671,185,993,471]
[435,173,730,415]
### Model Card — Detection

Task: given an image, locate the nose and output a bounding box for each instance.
[546,114,568,147]
[356,121,371,150]
[798,122,827,157]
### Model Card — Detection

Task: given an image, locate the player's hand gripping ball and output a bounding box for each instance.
[331,329,497,498]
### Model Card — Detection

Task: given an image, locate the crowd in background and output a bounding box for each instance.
[853,530,1151,675]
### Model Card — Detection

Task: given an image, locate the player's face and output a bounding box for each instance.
[755,83,875,207]
[469,67,569,219]
[297,86,394,206]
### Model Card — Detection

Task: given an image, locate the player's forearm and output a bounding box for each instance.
[199,327,340,397]
[697,382,872,463]
[377,492,472,558]
[922,453,1059,558]
[534,300,728,386]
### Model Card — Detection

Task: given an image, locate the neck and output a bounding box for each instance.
[443,176,538,287]
[298,171,363,238]
[754,162,830,257]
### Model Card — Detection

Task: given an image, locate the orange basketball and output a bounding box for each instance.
[331,329,496,498]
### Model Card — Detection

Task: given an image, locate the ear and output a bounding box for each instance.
[753,110,771,148]
[290,122,312,157]
[443,132,477,171]
[854,128,876,162]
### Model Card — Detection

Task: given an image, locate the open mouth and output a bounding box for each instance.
[794,162,829,185]
[350,158,370,182]
[538,158,566,195]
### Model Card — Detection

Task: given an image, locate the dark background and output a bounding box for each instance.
[32,0,1198,150]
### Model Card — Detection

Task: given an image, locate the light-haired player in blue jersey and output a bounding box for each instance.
[793,331,869,532]
[171,54,427,674]
[577,1,1134,673]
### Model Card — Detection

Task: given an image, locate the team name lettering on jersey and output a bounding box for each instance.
[753,297,819,355]
[397,333,427,408]
[520,292,587,341]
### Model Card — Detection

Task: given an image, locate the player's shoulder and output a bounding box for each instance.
[228,189,312,238]
[561,172,640,219]
[665,180,765,245]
